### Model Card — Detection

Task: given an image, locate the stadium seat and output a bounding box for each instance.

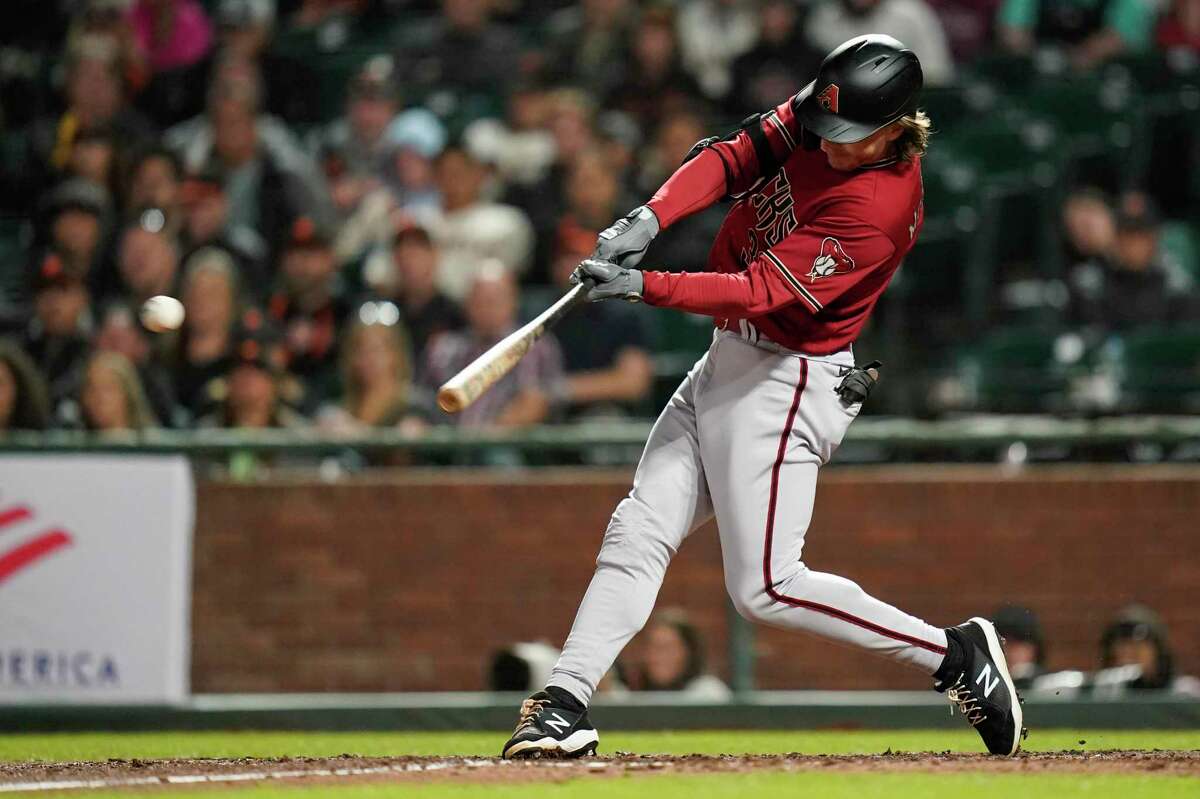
[1111,326,1200,413]
[956,326,1072,412]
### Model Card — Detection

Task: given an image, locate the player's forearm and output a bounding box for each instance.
[647,149,729,229]
[641,269,797,317]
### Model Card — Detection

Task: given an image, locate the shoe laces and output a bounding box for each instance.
[944,675,987,727]
[514,697,548,732]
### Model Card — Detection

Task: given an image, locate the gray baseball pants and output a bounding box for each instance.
[549,326,948,704]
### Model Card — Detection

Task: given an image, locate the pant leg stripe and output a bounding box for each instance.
[761,358,947,656]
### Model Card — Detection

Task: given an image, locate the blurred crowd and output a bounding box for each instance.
[0,0,1198,437]
[490,603,1199,698]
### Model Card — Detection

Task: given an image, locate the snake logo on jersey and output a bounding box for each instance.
[808,236,855,280]
[742,171,798,265]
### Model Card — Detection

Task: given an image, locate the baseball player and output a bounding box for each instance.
[502,35,1023,759]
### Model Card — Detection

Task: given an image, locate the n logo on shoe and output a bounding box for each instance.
[976,663,1000,698]
[544,712,570,734]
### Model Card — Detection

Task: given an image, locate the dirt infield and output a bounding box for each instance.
[1,751,1197,792]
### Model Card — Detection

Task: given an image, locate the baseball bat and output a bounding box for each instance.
[437,282,587,414]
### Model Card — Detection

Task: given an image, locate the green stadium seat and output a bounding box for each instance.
[956,326,1072,412]
[1111,326,1200,413]
[1161,221,1200,283]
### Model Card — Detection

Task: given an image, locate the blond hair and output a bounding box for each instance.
[338,317,413,421]
[84,351,159,431]
[896,110,932,162]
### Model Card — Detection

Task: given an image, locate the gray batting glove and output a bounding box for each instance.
[571,258,644,303]
[594,205,660,268]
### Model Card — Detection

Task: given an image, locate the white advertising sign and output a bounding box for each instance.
[0,455,193,704]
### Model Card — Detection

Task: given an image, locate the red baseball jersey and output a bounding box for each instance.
[642,94,924,355]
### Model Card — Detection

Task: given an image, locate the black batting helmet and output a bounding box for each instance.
[796,34,923,144]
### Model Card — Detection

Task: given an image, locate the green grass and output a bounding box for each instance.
[0,729,1196,762]
[62,772,1200,799]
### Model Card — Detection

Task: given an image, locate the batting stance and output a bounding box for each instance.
[502,35,1023,759]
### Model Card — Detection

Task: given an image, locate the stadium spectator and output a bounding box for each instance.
[997,0,1157,68]
[0,342,52,431]
[198,312,307,429]
[163,56,331,260]
[927,0,1004,62]
[543,0,633,98]
[21,253,92,410]
[676,0,760,101]
[77,351,160,431]
[502,89,601,278]
[1061,187,1117,271]
[427,144,535,301]
[93,302,182,427]
[805,0,955,85]
[1158,0,1200,52]
[727,0,823,118]
[992,605,1046,689]
[39,179,111,291]
[115,211,182,307]
[64,127,120,197]
[605,7,704,132]
[25,36,155,195]
[317,56,398,221]
[178,168,269,296]
[395,0,522,99]
[170,247,242,415]
[383,107,447,218]
[623,609,731,699]
[126,147,184,234]
[561,149,629,235]
[1099,604,1200,695]
[548,225,653,419]
[267,216,353,405]
[419,264,562,429]
[318,309,414,431]
[1066,199,1193,330]
[462,82,557,190]
[385,225,463,364]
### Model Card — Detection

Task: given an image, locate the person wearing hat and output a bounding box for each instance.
[266,216,353,406]
[179,167,269,300]
[1099,604,1200,695]
[197,309,306,430]
[40,178,111,290]
[317,55,399,206]
[20,252,93,411]
[385,224,462,364]
[992,605,1047,689]
[1066,192,1194,331]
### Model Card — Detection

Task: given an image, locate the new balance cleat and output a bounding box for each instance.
[936,617,1025,755]
[501,690,599,759]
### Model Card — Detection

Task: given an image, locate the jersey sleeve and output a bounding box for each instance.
[646,94,804,229]
[641,214,896,317]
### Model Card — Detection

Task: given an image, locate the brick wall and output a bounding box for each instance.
[192,466,1200,692]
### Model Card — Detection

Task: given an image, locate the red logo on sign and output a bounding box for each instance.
[808,237,855,280]
[0,504,73,586]
[817,84,840,114]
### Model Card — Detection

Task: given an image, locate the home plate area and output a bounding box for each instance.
[2,751,1197,792]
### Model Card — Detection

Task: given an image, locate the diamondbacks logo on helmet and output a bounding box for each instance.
[809,237,855,280]
[817,84,840,114]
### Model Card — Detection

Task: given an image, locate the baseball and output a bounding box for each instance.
[139,295,185,333]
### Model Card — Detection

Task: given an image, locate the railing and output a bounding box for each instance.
[1,415,1198,460]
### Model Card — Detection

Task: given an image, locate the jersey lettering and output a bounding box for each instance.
[741,171,798,264]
